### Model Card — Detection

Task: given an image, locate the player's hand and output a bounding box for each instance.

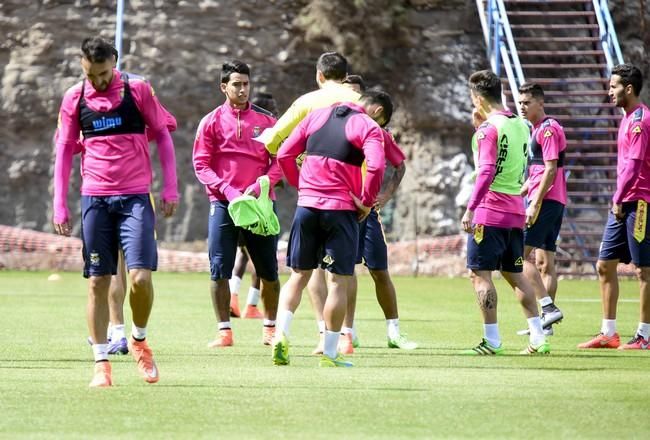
[374,192,390,209]
[461,209,474,233]
[244,181,261,197]
[525,202,541,228]
[350,192,371,222]
[161,200,178,218]
[520,180,529,197]
[53,221,72,237]
[611,203,624,222]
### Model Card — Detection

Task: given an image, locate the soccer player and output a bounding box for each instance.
[578,63,650,350]
[272,89,391,367]
[515,83,565,336]
[193,60,281,348]
[228,92,280,320]
[461,70,548,355]
[262,52,361,345]
[53,37,179,387]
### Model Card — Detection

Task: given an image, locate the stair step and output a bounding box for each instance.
[565,203,611,209]
[567,139,617,146]
[504,77,609,84]
[551,114,620,121]
[507,11,594,17]
[567,191,616,197]
[510,24,599,30]
[559,229,606,237]
[521,63,608,69]
[565,165,617,171]
[505,90,608,97]
[569,178,616,183]
[565,152,617,159]
[517,36,601,43]
[562,218,608,224]
[516,50,605,57]
[563,127,619,133]
[544,102,616,109]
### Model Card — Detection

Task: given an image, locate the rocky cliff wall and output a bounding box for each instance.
[0,0,645,243]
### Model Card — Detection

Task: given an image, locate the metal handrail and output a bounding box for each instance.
[593,0,624,73]
[475,0,525,111]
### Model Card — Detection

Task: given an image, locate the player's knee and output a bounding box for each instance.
[130,270,151,289]
[369,269,389,284]
[635,267,650,283]
[596,260,614,280]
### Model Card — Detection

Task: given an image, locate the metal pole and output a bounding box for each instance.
[115,0,124,70]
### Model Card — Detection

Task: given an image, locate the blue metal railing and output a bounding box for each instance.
[115,0,125,70]
[593,0,624,74]
[476,0,525,110]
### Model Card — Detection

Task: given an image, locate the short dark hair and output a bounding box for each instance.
[518,83,544,100]
[612,63,643,96]
[81,37,116,63]
[360,89,394,127]
[316,52,348,81]
[251,92,279,117]
[343,74,366,92]
[469,70,502,103]
[221,60,250,84]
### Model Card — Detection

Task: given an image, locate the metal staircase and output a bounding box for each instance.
[476,0,624,275]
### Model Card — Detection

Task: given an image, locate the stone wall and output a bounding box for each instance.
[0,0,645,244]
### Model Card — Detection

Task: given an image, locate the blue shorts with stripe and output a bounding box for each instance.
[356,209,388,271]
[81,194,157,278]
[286,206,359,276]
[598,201,650,266]
[524,199,565,252]
[467,225,525,273]
[208,201,278,282]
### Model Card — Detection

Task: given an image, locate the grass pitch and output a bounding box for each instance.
[0,271,647,439]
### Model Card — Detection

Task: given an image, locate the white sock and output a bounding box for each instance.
[92,344,109,362]
[527,317,545,346]
[387,318,400,340]
[277,310,294,338]
[246,287,261,306]
[538,296,553,308]
[106,323,113,340]
[229,276,242,294]
[132,323,147,340]
[601,319,616,336]
[324,330,340,359]
[636,322,650,339]
[111,324,125,341]
[341,327,353,335]
[484,323,501,348]
[352,323,358,340]
[317,319,326,334]
[263,319,275,327]
[218,321,231,331]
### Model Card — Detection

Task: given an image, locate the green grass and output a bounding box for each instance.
[0,271,647,439]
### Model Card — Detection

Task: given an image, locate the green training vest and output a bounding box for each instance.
[471,113,529,195]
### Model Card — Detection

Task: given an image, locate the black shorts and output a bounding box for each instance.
[524,199,565,252]
[467,225,525,273]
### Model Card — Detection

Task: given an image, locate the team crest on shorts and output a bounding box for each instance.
[322,254,335,266]
[473,224,484,244]
[89,252,100,267]
[515,257,524,266]
[253,126,261,137]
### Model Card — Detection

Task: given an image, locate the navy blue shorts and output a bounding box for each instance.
[81,194,157,278]
[356,209,388,271]
[524,199,565,252]
[286,206,359,275]
[208,201,278,281]
[467,225,525,273]
[598,201,650,266]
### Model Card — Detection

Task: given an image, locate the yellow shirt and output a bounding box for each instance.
[264,82,361,154]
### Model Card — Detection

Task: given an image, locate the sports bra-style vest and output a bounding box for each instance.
[529,117,565,167]
[305,105,365,167]
[78,73,146,138]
